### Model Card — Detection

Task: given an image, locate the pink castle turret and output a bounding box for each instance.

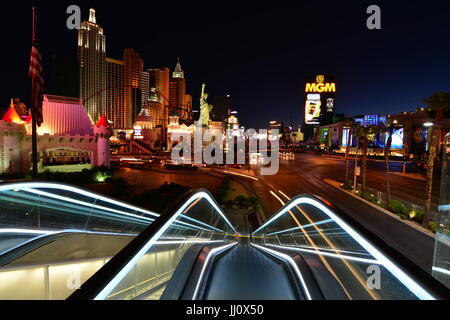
[94,114,113,167]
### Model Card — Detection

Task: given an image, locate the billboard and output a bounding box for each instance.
[342,128,351,148]
[387,128,404,149]
[304,75,336,126]
[305,94,321,125]
[412,127,428,152]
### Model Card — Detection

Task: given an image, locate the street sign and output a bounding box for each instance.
[355,167,361,176]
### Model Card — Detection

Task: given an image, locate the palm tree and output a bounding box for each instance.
[352,124,363,192]
[344,120,354,186]
[360,125,379,193]
[422,92,450,225]
[383,124,394,205]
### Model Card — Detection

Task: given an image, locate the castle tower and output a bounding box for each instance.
[94,114,113,167]
[1,100,26,173]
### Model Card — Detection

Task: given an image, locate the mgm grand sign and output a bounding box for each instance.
[304,75,336,125]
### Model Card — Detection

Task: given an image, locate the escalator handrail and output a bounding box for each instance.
[0,180,159,219]
[0,230,136,268]
[251,193,450,300]
[68,188,237,300]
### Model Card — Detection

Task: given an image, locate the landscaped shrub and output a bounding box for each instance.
[215,177,232,204]
[362,192,378,204]
[36,167,113,185]
[429,222,438,234]
[247,197,259,207]
[0,172,28,180]
[389,200,406,215]
[342,184,353,191]
[132,182,191,213]
[409,210,424,224]
[234,195,247,206]
[223,200,234,208]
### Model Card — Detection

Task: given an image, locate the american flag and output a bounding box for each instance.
[29,7,44,127]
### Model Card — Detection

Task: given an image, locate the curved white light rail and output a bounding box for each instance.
[266,243,381,265]
[251,243,312,300]
[192,242,238,300]
[0,182,159,217]
[252,196,436,300]
[94,191,237,300]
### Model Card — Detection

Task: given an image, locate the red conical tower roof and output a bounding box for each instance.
[2,100,23,124]
[96,114,110,128]
[25,112,32,124]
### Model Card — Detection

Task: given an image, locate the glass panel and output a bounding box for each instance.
[97,192,237,300]
[0,182,156,300]
[252,196,435,300]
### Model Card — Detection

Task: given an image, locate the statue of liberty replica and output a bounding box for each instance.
[199,83,213,127]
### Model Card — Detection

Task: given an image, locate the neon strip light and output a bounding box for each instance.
[0,182,159,217]
[266,244,381,265]
[277,243,371,257]
[0,228,58,235]
[251,243,312,300]
[22,188,156,223]
[266,219,334,236]
[94,191,237,300]
[11,187,214,234]
[0,228,138,257]
[150,240,224,245]
[192,242,238,300]
[0,228,137,238]
[252,197,436,300]
[179,214,225,233]
[432,267,450,276]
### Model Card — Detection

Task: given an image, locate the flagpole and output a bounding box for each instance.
[31,6,38,178]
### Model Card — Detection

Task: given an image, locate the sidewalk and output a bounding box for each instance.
[391,172,426,181]
[324,178,435,238]
[321,154,410,164]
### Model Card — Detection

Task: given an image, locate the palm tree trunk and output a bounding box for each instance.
[424,126,440,225]
[353,137,360,193]
[362,136,368,193]
[345,128,352,185]
[385,128,393,205]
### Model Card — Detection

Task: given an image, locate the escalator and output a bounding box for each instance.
[68,189,449,301]
[200,240,303,300]
[131,139,157,155]
[0,182,448,300]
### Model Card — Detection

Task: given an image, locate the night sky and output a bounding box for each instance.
[2,0,450,129]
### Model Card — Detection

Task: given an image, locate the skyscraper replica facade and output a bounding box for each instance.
[169,59,192,124]
[148,67,170,128]
[78,10,149,131]
[78,9,106,124]
[78,9,193,149]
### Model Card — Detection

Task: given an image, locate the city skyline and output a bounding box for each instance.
[2,1,450,129]
[0,0,449,303]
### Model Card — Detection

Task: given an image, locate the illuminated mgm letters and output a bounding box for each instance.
[304,75,336,125]
[305,82,336,93]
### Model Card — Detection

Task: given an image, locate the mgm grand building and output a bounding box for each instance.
[304,75,336,142]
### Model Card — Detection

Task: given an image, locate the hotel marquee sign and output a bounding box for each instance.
[305,82,336,93]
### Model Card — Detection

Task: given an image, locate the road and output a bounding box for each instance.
[113,167,223,196]
[229,154,438,274]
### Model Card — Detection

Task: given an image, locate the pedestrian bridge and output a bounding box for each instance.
[0,182,447,300]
